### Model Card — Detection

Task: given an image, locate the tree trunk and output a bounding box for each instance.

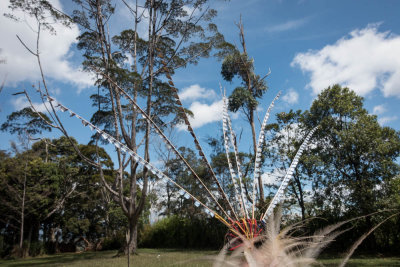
[26,223,33,257]
[294,176,306,221]
[125,221,138,254]
[18,162,27,257]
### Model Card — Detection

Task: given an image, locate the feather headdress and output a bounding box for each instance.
[45,82,317,242]
[39,46,321,263]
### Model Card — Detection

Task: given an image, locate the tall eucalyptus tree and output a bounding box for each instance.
[71,0,227,253]
[6,0,229,254]
[220,18,270,205]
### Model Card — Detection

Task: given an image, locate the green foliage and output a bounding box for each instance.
[0,236,6,258]
[290,84,400,252]
[158,147,214,217]
[0,107,52,135]
[228,87,258,112]
[374,175,400,252]
[221,48,268,116]
[253,84,400,253]
[219,20,270,203]
[0,150,62,223]
[28,241,44,257]
[303,84,366,127]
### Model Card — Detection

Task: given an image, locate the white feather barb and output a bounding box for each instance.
[222,96,246,217]
[225,104,250,219]
[220,86,250,218]
[261,126,319,222]
[251,91,281,219]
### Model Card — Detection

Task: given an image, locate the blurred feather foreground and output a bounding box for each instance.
[214,210,398,267]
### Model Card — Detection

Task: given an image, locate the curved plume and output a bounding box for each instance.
[261,126,319,222]
[48,99,227,222]
[222,95,250,218]
[251,91,282,219]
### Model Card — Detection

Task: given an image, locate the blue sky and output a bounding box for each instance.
[1,0,400,163]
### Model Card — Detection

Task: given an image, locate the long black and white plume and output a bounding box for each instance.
[44,85,318,236]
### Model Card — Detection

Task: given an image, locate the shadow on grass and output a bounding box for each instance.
[0,250,119,267]
[139,248,218,254]
[0,249,216,267]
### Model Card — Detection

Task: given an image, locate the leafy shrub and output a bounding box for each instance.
[102,235,125,251]
[0,236,11,258]
[29,241,44,257]
[139,215,226,249]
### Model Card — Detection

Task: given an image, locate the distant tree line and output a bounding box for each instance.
[0,136,122,257]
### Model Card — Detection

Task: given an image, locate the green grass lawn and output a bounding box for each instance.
[0,249,399,267]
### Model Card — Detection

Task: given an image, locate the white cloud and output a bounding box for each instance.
[372,104,397,125]
[282,88,299,104]
[266,17,309,33]
[372,104,387,115]
[262,170,284,186]
[183,5,195,15]
[177,99,223,130]
[378,116,397,126]
[50,87,61,96]
[291,24,400,98]
[0,0,93,90]
[179,84,217,101]
[12,96,48,113]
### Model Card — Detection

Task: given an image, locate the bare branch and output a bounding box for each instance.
[16,35,37,56]
[44,183,77,220]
